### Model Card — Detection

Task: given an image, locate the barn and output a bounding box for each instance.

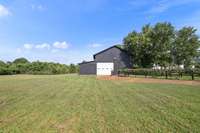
[79,45,132,75]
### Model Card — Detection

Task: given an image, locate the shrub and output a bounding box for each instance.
[118,68,200,78]
[0,58,79,75]
[119,69,164,77]
[0,67,12,75]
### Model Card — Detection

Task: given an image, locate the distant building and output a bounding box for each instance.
[79,45,132,75]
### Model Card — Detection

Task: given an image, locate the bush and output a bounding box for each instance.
[118,68,200,78]
[0,67,12,75]
[0,58,79,75]
[193,68,200,76]
[119,69,164,77]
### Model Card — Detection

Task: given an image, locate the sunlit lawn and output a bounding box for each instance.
[0,75,200,133]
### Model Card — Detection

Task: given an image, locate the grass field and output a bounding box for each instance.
[0,75,200,133]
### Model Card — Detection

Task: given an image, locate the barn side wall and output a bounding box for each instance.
[94,47,132,69]
[79,62,96,75]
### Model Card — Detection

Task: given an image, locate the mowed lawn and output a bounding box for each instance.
[0,75,200,133]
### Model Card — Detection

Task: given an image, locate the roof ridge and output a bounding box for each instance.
[93,45,127,59]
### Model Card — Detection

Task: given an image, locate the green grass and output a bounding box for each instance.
[0,75,200,133]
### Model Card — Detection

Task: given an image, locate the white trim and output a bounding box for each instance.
[97,62,114,75]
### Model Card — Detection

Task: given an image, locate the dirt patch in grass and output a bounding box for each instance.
[97,76,200,86]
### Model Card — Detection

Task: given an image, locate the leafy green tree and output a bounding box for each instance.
[69,64,77,73]
[124,22,174,68]
[16,63,30,74]
[173,27,200,68]
[0,60,10,75]
[0,60,6,67]
[151,22,175,68]
[8,64,19,74]
[139,24,154,68]
[0,58,78,75]
[13,58,29,64]
[124,31,142,67]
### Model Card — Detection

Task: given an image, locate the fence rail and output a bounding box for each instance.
[118,68,200,80]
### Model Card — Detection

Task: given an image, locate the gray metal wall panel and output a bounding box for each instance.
[79,62,96,75]
[94,47,132,69]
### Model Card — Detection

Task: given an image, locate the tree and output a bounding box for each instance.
[151,22,175,68]
[13,58,29,64]
[173,27,200,68]
[0,60,10,75]
[69,64,77,73]
[124,22,175,68]
[124,31,141,67]
[0,58,78,75]
[139,24,154,68]
[8,64,19,74]
[194,55,200,68]
[0,60,6,67]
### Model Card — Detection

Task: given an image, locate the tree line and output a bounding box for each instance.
[123,22,200,69]
[0,58,78,75]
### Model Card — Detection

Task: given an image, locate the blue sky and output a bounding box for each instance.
[0,0,200,64]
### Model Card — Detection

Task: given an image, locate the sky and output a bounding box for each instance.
[0,0,200,64]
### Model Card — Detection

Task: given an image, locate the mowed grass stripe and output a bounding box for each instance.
[0,75,86,132]
[0,75,200,133]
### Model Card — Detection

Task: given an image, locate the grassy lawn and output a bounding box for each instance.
[0,75,200,133]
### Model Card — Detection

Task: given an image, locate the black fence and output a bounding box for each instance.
[118,68,200,80]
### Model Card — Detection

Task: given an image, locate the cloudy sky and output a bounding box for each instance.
[0,0,200,64]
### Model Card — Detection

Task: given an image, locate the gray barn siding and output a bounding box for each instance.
[79,62,96,75]
[79,46,133,75]
[94,47,132,69]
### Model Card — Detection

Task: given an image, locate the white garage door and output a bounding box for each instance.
[97,63,114,75]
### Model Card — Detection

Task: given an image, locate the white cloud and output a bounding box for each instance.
[148,0,200,14]
[53,41,69,49]
[22,41,69,52]
[37,5,45,10]
[0,4,11,17]
[23,43,50,50]
[35,43,50,49]
[31,4,46,11]
[89,43,103,48]
[148,4,168,14]
[24,44,33,50]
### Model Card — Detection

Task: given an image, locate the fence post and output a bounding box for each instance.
[191,70,194,80]
[165,70,168,79]
[180,71,183,78]
[145,70,147,78]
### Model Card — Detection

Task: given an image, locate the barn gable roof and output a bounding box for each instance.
[78,61,95,65]
[93,45,128,59]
